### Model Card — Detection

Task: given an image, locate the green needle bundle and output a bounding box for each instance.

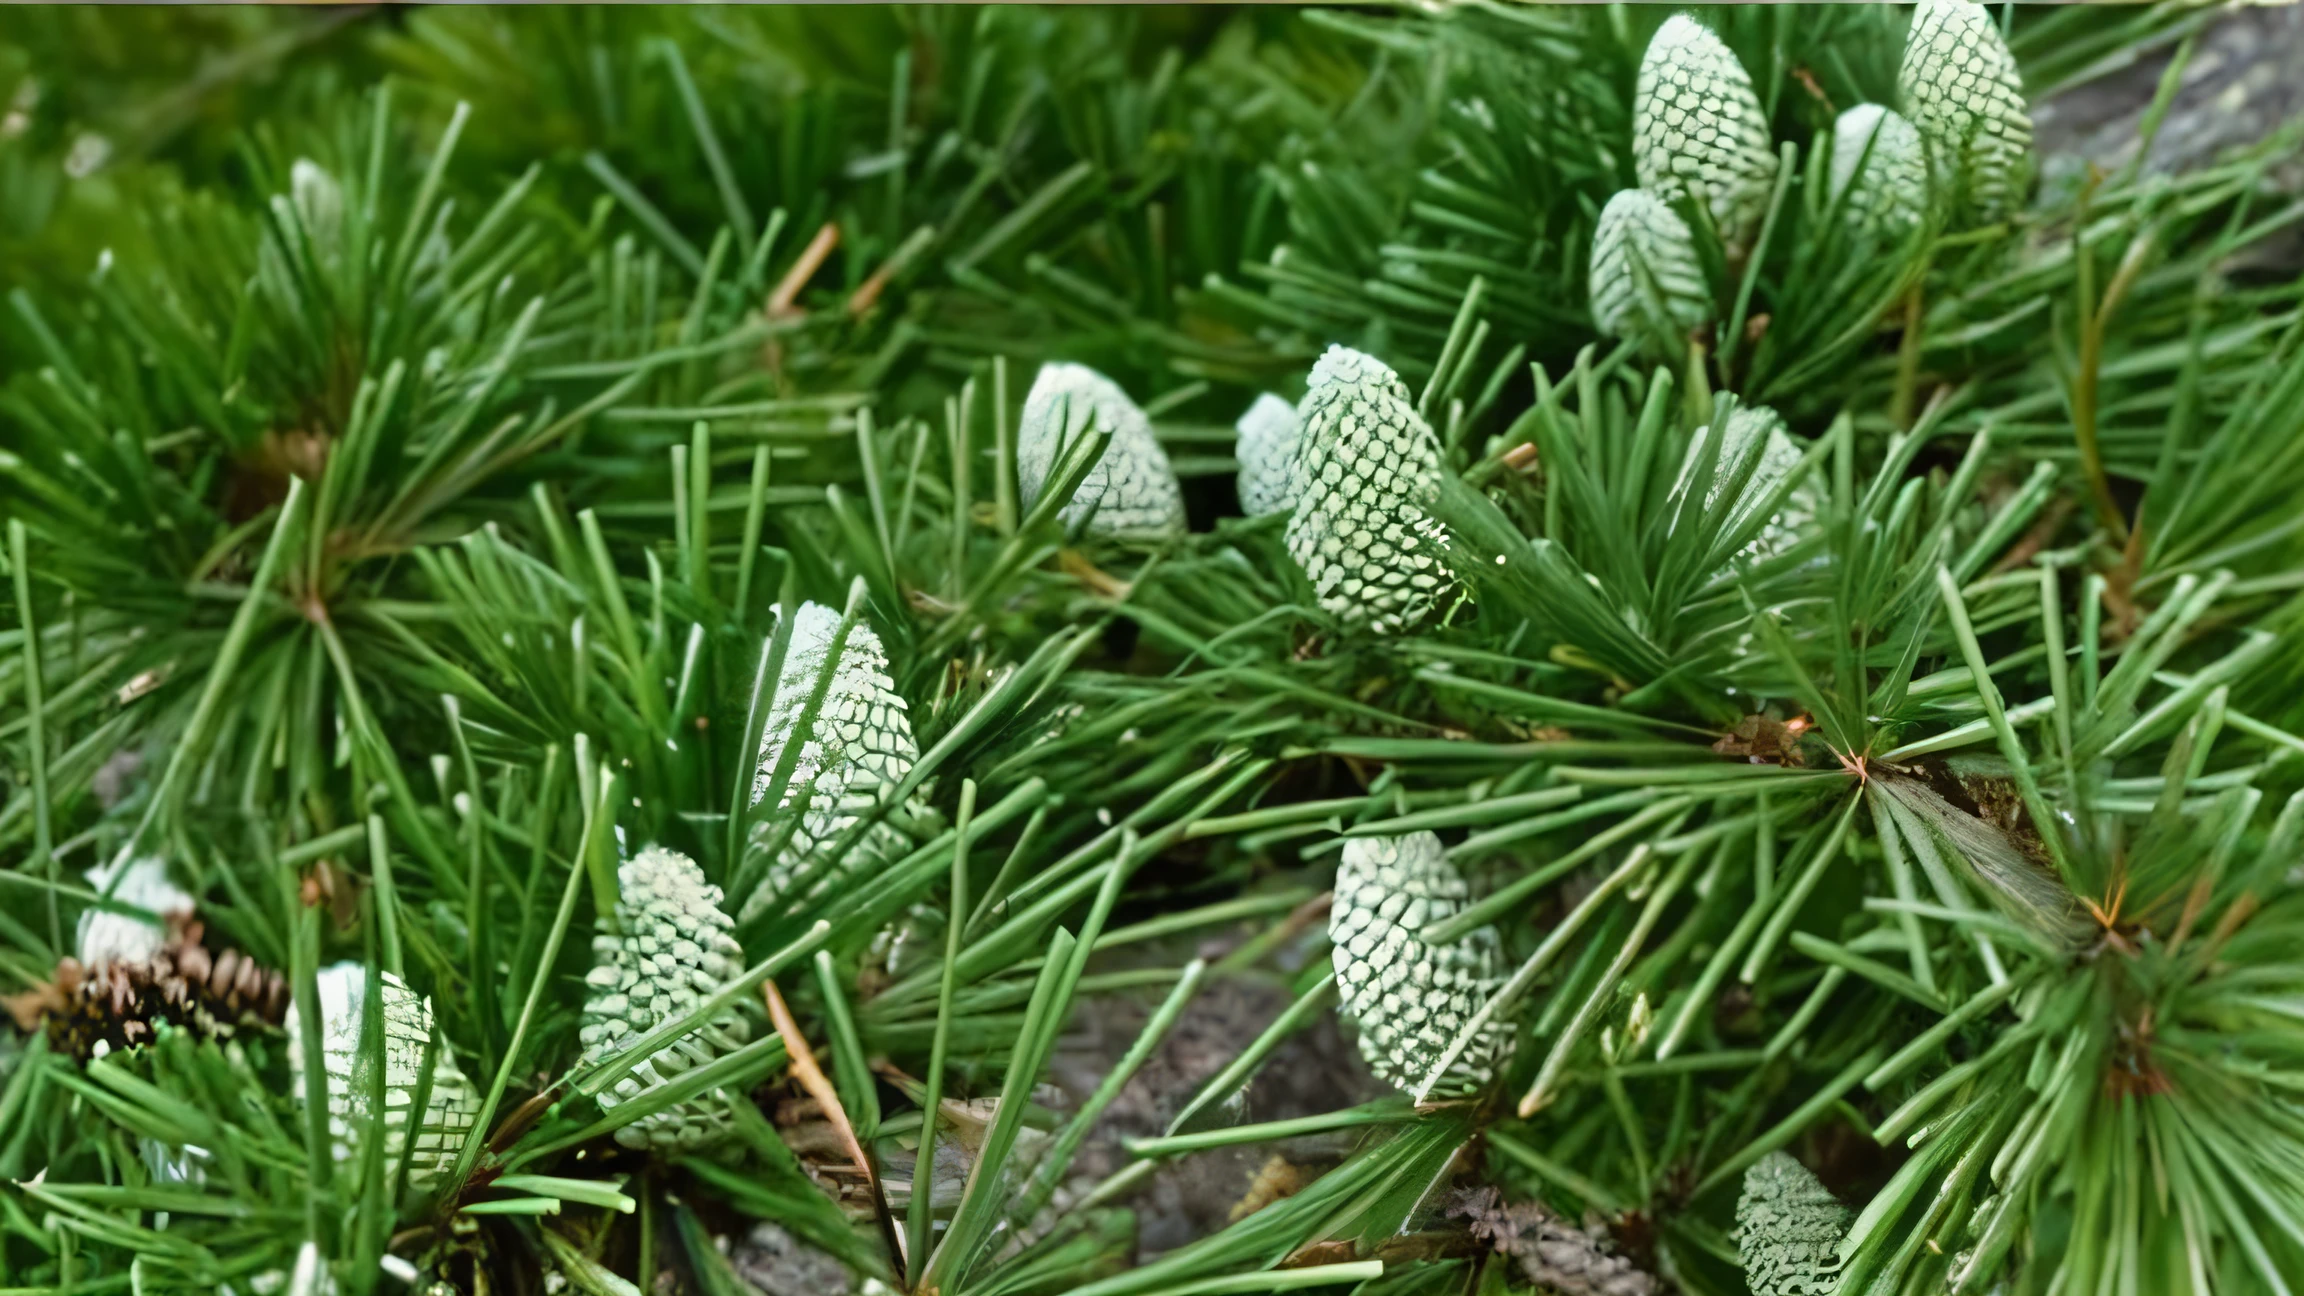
[5,5,2304,1295]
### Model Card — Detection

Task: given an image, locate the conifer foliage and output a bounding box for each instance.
[5,5,2304,1296]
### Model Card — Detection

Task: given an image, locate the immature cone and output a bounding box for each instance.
[1590,189,1711,344]
[582,847,752,1151]
[1016,362,1186,539]
[1330,832,1509,1096]
[742,602,922,921]
[1634,15,1778,253]
[1286,346,1454,634]
[1670,404,1817,564]
[1234,392,1300,517]
[78,855,196,971]
[1830,105,1929,238]
[1898,0,2032,220]
[285,963,482,1188]
[1736,1152,1852,1296]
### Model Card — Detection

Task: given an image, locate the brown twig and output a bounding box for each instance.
[762,222,842,377]
[764,977,907,1272]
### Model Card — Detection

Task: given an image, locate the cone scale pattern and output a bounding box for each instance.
[1590,189,1711,344]
[1330,832,1509,1096]
[1899,0,2031,220]
[1286,346,1453,634]
[581,847,751,1151]
[1830,105,1929,238]
[1737,1152,1852,1296]
[1016,362,1186,539]
[743,603,922,921]
[1671,404,1816,564]
[1234,392,1300,518]
[1634,16,1778,253]
[287,963,482,1188]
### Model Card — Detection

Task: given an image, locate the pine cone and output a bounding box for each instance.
[1669,404,1817,565]
[1330,832,1509,1096]
[1590,188,1712,345]
[1736,1152,1852,1296]
[285,962,482,1189]
[1454,1187,1656,1296]
[1234,392,1301,518]
[742,602,924,922]
[1016,362,1186,540]
[1899,0,2032,221]
[8,917,291,1060]
[1829,105,1930,238]
[1634,15,1778,253]
[1285,346,1454,635]
[581,846,751,1151]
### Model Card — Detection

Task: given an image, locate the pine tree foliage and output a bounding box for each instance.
[4,6,2304,1295]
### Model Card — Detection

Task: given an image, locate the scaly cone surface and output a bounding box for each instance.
[1590,188,1712,346]
[581,846,752,1151]
[1330,831,1510,1096]
[1736,1152,1852,1296]
[1016,361,1186,540]
[743,602,922,922]
[1899,0,2032,221]
[286,962,482,1188]
[1634,15,1779,254]
[1285,346,1454,635]
[1234,392,1301,518]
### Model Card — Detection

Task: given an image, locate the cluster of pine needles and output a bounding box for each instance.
[5,4,2304,1295]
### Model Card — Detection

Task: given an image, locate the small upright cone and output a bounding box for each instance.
[1330,832,1510,1096]
[1285,346,1454,634]
[1016,362,1186,539]
[1634,16,1778,253]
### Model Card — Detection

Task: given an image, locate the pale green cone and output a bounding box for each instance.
[286,963,482,1188]
[1591,187,1712,346]
[1736,1152,1851,1296]
[1330,832,1510,1096]
[1670,404,1818,566]
[1234,391,1300,518]
[1829,104,1930,239]
[1898,0,2032,221]
[1285,346,1454,634]
[580,846,751,1151]
[742,602,923,922]
[1016,361,1186,539]
[1634,15,1778,254]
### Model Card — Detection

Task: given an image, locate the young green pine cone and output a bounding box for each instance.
[1590,189,1712,346]
[1330,832,1509,1096]
[1016,362,1186,539]
[1634,15,1778,254]
[1286,346,1454,634]
[1234,392,1300,518]
[1670,404,1817,565]
[286,963,482,1188]
[1829,105,1929,239]
[581,847,751,1151]
[1898,0,2032,221]
[742,603,923,922]
[1736,1152,1852,1296]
